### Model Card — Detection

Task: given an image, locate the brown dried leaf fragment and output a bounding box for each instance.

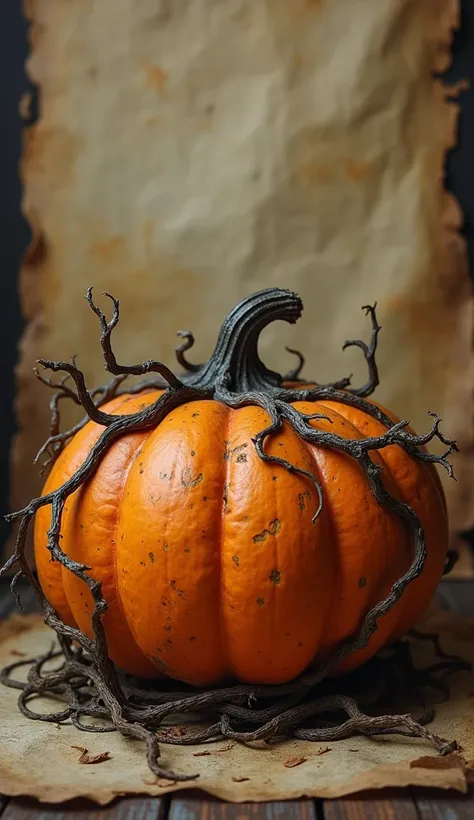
[71,745,111,764]
[232,776,250,782]
[9,649,26,657]
[193,743,234,757]
[284,756,307,768]
[317,746,331,756]
[409,753,463,771]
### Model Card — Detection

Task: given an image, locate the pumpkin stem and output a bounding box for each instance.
[183,288,304,392]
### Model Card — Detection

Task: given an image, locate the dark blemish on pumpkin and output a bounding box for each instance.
[236,453,247,463]
[269,570,282,585]
[285,632,291,636]
[192,412,200,418]
[96,547,101,551]
[160,471,175,481]
[253,519,281,543]
[189,636,197,642]
[229,604,236,611]
[139,462,144,474]
[242,515,249,521]
[202,495,207,502]
[80,524,84,530]
[140,561,146,567]
[232,554,240,566]
[298,490,311,511]
[257,598,265,606]
[164,625,171,631]
[170,579,184,598]
[272,476,277,481]
[191,450,196,457]
[181,468,203,489]
[151,657,168,673]
[359,576,367,588]
[223,484,229,513]
[163,544,169,552]
[298,642,303,647]
[149,552,155,563]
[184,547,191,553]
[224,442,248,462]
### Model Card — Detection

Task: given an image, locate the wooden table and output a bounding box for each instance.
[1,578,473,820]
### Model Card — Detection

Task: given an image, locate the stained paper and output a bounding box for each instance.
[0,609,472,803]
[12,0,472,570]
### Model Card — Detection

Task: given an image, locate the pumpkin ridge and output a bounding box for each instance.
[217,402,233,679]
[112,428,155,674]
[61,393,158,677]
[296,422,336,665]
[316,399,412,630]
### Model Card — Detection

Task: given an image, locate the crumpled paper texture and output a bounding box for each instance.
[11,0,472,567]
[0,609,472,804]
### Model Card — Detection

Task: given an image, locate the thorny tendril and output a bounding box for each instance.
[1,287,461,780]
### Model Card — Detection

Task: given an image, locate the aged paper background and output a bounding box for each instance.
[12,0,472,568]
[0,610,472,803]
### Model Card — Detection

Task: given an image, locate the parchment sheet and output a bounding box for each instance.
[12,0,473,565]
[0,608,472,804]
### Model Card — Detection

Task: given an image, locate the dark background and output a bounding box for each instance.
[1,3,473,549]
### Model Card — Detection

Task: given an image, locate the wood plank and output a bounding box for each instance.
[1,796,166,820]
[414,788,474,819]
[322,791,419,820]
[169,797,318,820]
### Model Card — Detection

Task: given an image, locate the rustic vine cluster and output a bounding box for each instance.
[0,288,461,780]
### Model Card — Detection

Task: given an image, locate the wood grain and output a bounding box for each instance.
[1,797,166,820]
[169,799,318,820]
[414,789,474,819]
[322,791,419,820]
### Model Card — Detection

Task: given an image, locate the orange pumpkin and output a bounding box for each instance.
[34,387,448,686]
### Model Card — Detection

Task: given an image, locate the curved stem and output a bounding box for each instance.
[184,288,303,392]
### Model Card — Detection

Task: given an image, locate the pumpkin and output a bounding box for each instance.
[33,289,449,686]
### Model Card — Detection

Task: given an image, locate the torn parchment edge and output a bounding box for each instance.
[0,610,471,804]
[7,0,473,569]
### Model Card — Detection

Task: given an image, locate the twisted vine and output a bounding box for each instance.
[0,287,462,781]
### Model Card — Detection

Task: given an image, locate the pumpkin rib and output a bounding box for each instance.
[320,400,448,646]
[116,400,229,685]
[217,404,233,679]
[315,399,413,642]
[292,400,411,671]
[60,392,160,678]
[219,405,335,684]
